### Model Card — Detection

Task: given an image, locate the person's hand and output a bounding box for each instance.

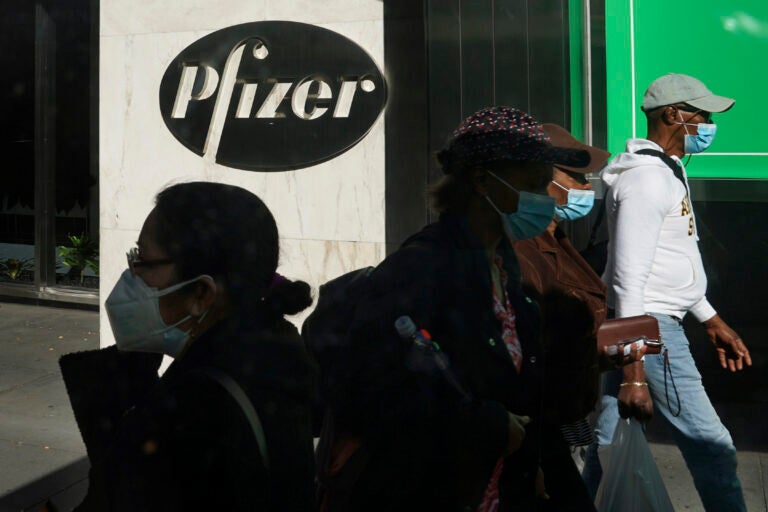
[617,382,653,421]
[504,412,530,455]
[599,339,648,370]
[535,466,550,500]
[703,315,752,372]
[617,360,653,421]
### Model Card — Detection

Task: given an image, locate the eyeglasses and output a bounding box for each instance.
[675,104,713,124]
[553,167,590,185]
[127,247,174,276]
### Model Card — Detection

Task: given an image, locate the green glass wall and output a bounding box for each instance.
[605,0,768,178]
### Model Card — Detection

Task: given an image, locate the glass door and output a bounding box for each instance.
[0,0,98,305]
[0,1,37,289]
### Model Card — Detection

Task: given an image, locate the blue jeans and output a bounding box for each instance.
[582,313,745,511]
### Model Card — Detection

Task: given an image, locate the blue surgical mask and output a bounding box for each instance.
[105,270,213,357]
[676,112,717,154]
[551,180,595,220]
[486,171,556,241]
[684,123,717,154]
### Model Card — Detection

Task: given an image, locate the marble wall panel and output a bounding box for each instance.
[99,227,141,345]
[102,0,382,37]
[99,1,386,347]
[277,237,386,326]
[101,23,385,240]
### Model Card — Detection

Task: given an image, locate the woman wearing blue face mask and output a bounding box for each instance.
[60,182,316,512]
[511,125,622,512]
[313,107,590,512]
[513,124,608,333]
[512,125,652,512]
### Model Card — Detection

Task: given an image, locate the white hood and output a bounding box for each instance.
[600,137,716,322]
[601,139,677,187]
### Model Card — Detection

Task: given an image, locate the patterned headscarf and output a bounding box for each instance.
[437,107,590,174]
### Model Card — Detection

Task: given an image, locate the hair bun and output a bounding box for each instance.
[267,277,313,316]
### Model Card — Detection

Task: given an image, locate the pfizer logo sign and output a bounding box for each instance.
[159,21,387,172]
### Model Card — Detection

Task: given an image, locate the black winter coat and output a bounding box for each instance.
[60,317,316,512]
[321,214,544,512]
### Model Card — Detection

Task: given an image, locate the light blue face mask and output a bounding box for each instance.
[550,180,595,220]
[486,171,556,241]
[105,270,213,357]
[676,112,717,154]
[684,123,717,154]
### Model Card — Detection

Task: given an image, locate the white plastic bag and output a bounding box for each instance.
[594,418,674,512]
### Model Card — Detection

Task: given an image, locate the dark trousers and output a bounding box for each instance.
[540,426,596,512]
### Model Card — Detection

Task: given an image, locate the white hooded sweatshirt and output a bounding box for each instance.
[601,138,716,322]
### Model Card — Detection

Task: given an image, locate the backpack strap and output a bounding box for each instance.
[195,366,270,471]
[586,196,606,249]
[635,148,689,194]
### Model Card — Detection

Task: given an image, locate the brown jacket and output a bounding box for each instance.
[513,226,607,329]
[513,226,607,424]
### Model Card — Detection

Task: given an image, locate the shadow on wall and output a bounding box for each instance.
[650,200,768,451]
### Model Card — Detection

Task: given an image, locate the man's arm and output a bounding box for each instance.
[610,168,671,318]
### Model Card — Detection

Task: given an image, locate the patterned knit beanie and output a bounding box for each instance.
[437,107,590,174]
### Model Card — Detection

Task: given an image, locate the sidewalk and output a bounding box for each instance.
[0,300,765,511]
[0,302,95,512]
[649,442,767,510]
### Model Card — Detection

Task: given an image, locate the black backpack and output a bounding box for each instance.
[301,267,376,511]
[301,267,374,433]
[303,267,374,357]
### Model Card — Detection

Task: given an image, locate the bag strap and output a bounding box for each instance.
[587,148,692,250]
[635,148,689,194]
[663,349,682,417]
[196,366,270,471]
[586,196,606,249]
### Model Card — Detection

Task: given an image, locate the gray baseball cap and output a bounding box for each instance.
[642,73,735,113]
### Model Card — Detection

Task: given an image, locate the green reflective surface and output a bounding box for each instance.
[606,0,768,178]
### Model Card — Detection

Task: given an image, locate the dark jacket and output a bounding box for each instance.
[60,316,316,512]
[321,214,543,512]
[513,227,605,512]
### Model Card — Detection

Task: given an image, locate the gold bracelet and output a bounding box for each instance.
[620,381,648,387]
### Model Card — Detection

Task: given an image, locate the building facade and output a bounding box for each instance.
[1,0,766,367]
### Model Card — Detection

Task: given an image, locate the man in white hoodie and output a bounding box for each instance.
[582,73,752,511]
